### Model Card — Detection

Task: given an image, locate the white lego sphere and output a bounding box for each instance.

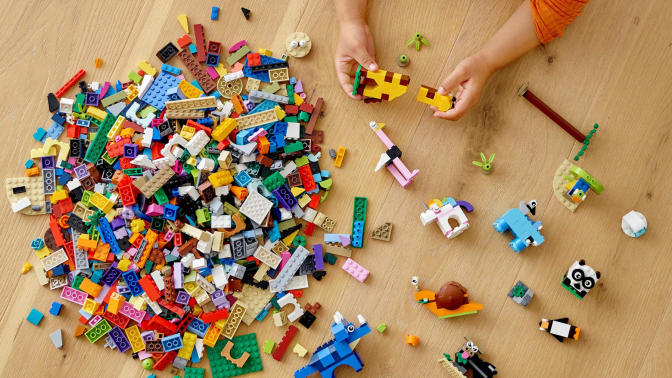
[299,40,307,47]
[290,40,298,48]
[622,211,647,238]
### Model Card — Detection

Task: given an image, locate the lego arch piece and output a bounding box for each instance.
[220,341,250,368]
[277,293,304,322]
[125,101,156,129]
[30,137,70,162]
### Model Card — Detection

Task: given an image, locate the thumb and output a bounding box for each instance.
[353,48,378,71]
[439,65,469,95]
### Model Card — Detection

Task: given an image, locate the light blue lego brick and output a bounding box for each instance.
[191,343,201,363]
[212,91,221,99]
[317,347,336,366]
[190,80,204,93]
[25,159,35,169]
[242,55,286,83]
[165,87,180,101]
[236,129,251,145]
[321,170,330,178]
[289,77,297,85]
[40,122,65,143]
[78,308,93,320]
[161,333,183,352]
[187,317,210,338]
[313,173,322,183]
[26,309,44,325]
[142,71,180,111]
[269,220,280,242]
[189,44,197,54]
[331,321,348,341]
[161,63,181,75]
[33,128,47,142]
[211,6,219,20]
[352,221,364,248]
[256,308,268,321]
[324,234,349,244]
[234,171,252,187]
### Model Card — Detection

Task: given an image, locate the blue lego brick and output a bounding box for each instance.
[242,55,286,83]
[33,128,47,142]
[321,170,330,178]
[313,173,322,183]
[25,159,34,169]
[90,269,103,284]
[268,220,281,242]
[331,321,348,341]
[165,88,179,102]
[52,113,66,125]
[256,308,268,321]
[51,265,67,277]
[493,208,545,253]
[351,221,364,248]
[191,80,204,92]
[206,53,220,67]
[289,77,297,85]
[272,134,285,148]
[115,80,123,91]
[27,309,44,326]
[234,171,252,187]
[163,204,179,221]
[99,217,121,255]
[189,44,197,54]
[197,118,213,126]
[187,317,210,338]
[211,6,219,20]
[161,63,181,75]
[142,71,180,111]
[58,174,71,186]
[273,122,288,135]
[191,344,201,363]
[121,270,144,297]
[161,333,183,352]
[49,302,63,316]
[40,122,65,143]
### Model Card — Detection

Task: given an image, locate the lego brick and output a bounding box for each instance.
[342,258,369,282]
[165,96,217,111]
[85,319,111,343]
[268,68,289,83]
[236,109,278,130]
[142,71,180,111]
[226,45,251,66]
[268,245,310,293]
[206,333,263,378]
[248,90,289,104]
[176,48,216,94]
[272,325,297,361]
[194,24,206,62]
[221,301,247,340]
[239,190,273,225]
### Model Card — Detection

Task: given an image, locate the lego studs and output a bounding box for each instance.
[286,32,312,58]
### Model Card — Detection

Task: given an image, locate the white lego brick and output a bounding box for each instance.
[286,122,300,139]
[211,265,228,289]
[185,130,209,155]
[131,155,157,169]
[150,270,165,291]
[137,75,155,99]
[239,190,273,225]
[197,158,215,172]
[211,215,232,228]
[218,244,232,259]
[180,253,195,268]
[11,197,32,213]
[212,231,223,252]
[66,179,81,191]
[196,231,213,254]
[302,207,317,223]
[280,161,297,178]
[195,274,216,294]
[59,98,74,114]
[192,258,207,270]
[224,71,244,82]
[141,128,153,148]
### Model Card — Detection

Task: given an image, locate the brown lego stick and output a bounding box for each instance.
[518,83,585,143]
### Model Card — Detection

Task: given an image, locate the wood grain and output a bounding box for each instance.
[1,0,671,377]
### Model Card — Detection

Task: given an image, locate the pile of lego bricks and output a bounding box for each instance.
[8,12,349,378]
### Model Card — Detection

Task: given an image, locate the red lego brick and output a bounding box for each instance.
[306,98,323,135]
[119,184,136,207]
[207,41,222,55]
[299,103,314,114]
[304,222,316,236]
[298,165,316,192]
[103,310,131,329]
[194,24,207,62]
[247,53,261,66]
[138,275,162,302]
[147,315,177,335]
[49,215,65,247]
[200,308,229,324]
[186,120,212,136]
[154,351,177,371]
[272,325,298,361]
[308,195,320,209]
[176,313,194,334]
[55,69,85,98]
[285,105,299,115]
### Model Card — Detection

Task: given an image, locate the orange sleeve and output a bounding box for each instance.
[529,0,590,43]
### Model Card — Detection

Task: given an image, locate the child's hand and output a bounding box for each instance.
[432,53,494,121]
[334,20,378,100]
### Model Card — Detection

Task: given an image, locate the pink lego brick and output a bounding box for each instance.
[119,301,146,322]
[228,40,246,53]
[279,251,291,272]
[232,62,244,73]
[375,129,394,149]
[61,286,88,305]
[206,66,220,80]
[146,204,164,217]
[342,258,369,282]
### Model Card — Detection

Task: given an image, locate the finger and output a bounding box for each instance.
[353,48,378,72]
[438,66,469,96]
[434,93,474,121]
[335,61,360,100]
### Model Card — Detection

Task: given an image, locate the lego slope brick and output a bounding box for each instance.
[206,333,263,378]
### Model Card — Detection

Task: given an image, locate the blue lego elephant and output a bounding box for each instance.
[493,200,545,253]
[294,312,371,378]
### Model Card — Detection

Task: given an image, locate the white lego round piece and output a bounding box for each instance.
[622,211,647,238]
[286,32,312,58]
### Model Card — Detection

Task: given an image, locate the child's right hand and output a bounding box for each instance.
[334,20,378,100]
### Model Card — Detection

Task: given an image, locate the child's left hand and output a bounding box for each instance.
[431,53,494,121]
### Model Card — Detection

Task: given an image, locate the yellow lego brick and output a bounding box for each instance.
[90,192,112,212]
[125,325,145,353]
[177,13,189,33]
[282,230,299,246]
[258,48,273,56]
[274,105,286,121]
[79,278,102,297]
[178,80,204,99]
[203,319,226,347]
[119,127,134,139]
[416,85,454,112]
[293,93,304,106]
[214,63,228,76]
[118,258,131,271]
[184,281,202,297]
[192,304,202,317]
[138,60,157,76]
[298,193,311,208]
[82,298,100,314]
[107,116,125,140]
[177,332,197,359]
[293,343,308,357]
[180,125,196,140]
[86,106,107,121]
[290,187,305,197]
[361,68,410,101]
[130,219,145,233]
[51,189,68,203]
[186,156,198,166]
[335,147,346,167]
[126,85,139,101]
[209,170,233,187]
[35,246,50,260]
[131,295,147,311]
[212,118,238,141]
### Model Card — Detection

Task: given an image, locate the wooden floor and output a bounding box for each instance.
[1,0,671,377]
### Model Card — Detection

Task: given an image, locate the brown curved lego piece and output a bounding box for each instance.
[436,281,469,310]
[221,213,245,238]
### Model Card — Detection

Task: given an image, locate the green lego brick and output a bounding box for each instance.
[284,116,298,123]
[297,111,310,123]
[262,340,274,354]
[262,171,285,192]
[377,323,387,333]
[196,208,211,224]
[84,114,115,162]
[184,367,205,378]
[287,85,295,105]
[72,275,84,291]
[351,196,368,248]
[154,187,169,205]
[284,141,303,154]
[323,253,337,265]
[101,151,117,166]
[206,333,263,378]
[123,168,143,176]
[85,319,111,343]
[223,202,247,221]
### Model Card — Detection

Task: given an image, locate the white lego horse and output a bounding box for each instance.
[420,198,474,239]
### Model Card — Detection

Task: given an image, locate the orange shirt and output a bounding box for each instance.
[529,0,590,43]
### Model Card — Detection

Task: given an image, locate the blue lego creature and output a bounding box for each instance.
[493,200,544,253]
[294,312,371,378]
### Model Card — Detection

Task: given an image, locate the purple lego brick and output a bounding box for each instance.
[173,262,184,289]
[73,164,89,179]
[142,71,180,111]
[272,184,297,210]
[109,326,132,353]
[110,218,125,230]
[313,244,324,271]
[175,291,190,305]
[101,265,122,287]
[41,156,55,169]
[141,331,155,342]
[85,92,100,106]
[123,144,138,159]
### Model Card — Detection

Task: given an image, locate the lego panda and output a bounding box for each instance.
[562,260,601,298]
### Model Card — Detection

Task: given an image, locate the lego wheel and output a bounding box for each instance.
[493,218,509,233]
[510,238,526,253]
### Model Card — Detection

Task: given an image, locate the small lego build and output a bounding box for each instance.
[472,152,495,174]
[493,200,544,253]
[622,211,647,238]
[414,280,483,318]
[406,32,429,51]
[377,323,387,333]
[368,121,419,187]
[405,335,419,346]
[552,160,604,212]
[286,32,312,58]
[294,312,371,378]
[561,260,601,299]
[507,281,534,307]
[540,318,580,342]
[397,54,410,67]
[416,85,454,112]
[440,338,498,378]
[421,198,474,239]
[353,66,410,101]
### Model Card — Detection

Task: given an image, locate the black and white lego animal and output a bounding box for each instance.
[563,260,601,298]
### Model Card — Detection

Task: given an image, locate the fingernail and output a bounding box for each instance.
[438,87,446,95]
[369,64,376,71]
